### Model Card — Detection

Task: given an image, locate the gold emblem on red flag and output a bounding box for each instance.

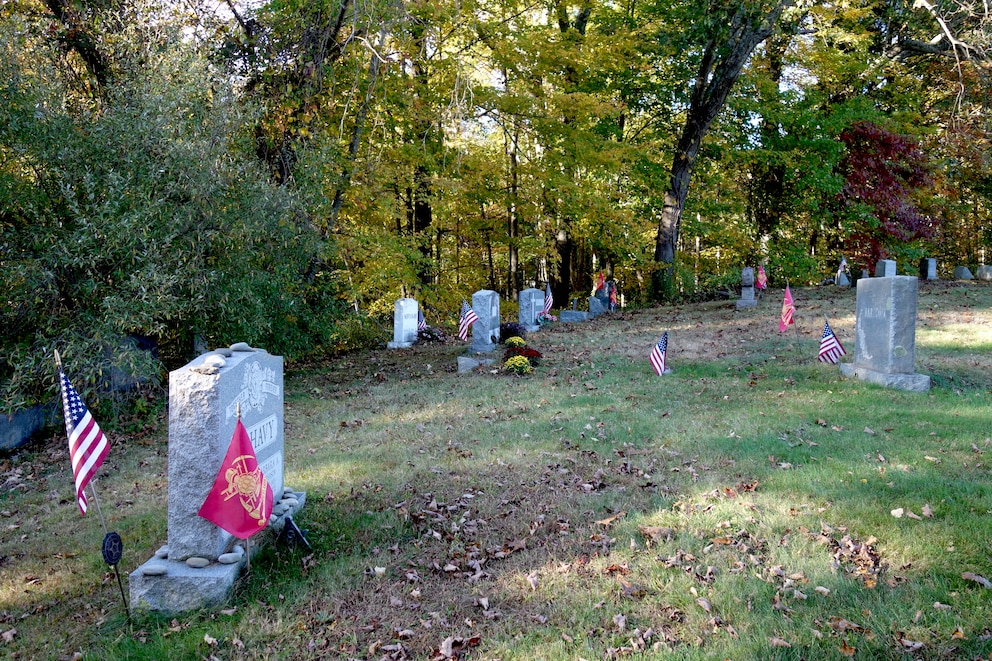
[221,454,269,527]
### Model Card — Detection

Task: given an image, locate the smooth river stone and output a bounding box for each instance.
[154,545,169,559]
[141,564,168,576]
[185,556,210,569]
[218,553,243,565]
[229,342,255,352]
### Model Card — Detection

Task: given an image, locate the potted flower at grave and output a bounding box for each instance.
[503,336,542,369]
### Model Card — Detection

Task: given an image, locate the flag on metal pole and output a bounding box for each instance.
[542,283,554,315]
[596,271,605,293]
[779,285,795,332]
[418,309,428,331]
[458,300,480,341]
[198,418,274,539]
[58,361,111,515]
[756,265,768,291]
[649,332,669,376]
[818,319,847,364]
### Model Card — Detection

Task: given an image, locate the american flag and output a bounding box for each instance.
[649,332,668,376]
[596,271,605,292]
[779,284,795,332]
[59,368,111,515]
[458,300,479,341]
[756,265,768,290]
[418,309,428,331]
[818,319,847,364]
[542,283,553,315]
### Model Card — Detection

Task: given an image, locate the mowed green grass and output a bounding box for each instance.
[1,281,991,660]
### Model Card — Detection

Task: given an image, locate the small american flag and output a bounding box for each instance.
[542,283,553,315]
[458,300,479,341]
[756,265,768,290]
[418,309,428,331]
[649,332,668,376]
[818,319,846,364]
[59,367,111,515]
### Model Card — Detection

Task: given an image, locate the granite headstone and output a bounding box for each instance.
[976,266,992,281]
[875,260,897,277]
[471,290,500,353]
[839,276,930,392]
[736,267,757,309]
[954,266,974,280]
[919,258,937,281]
[518,288,543,332]
[387,298,419,349]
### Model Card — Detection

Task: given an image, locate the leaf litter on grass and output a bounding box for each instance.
[4,282,992,659]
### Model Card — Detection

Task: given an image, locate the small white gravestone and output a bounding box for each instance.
[129,344,306,614]
[839,277,930,392]
[518,288,543,332]
[471,290,500,353]
[387,298,419,349]
[875,259,897,277]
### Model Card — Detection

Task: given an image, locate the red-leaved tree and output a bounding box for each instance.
[838,121,938,268]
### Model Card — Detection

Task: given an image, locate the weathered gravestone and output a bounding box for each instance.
[0,405,51,451]
[736,267,757,309]
[839,277,930,392]
[919,258,938,281]
[129,344,306,613]
[875,259,897,277]
[954,266,974,280]
[518,288,543,332]
[387,298,419,349]
[588,296,607,318]
[471,290,500,353]
[976,265,992,281]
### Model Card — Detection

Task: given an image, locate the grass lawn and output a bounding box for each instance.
[1,280,991,660]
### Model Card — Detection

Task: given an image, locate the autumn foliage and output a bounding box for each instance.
[837,122,938,267]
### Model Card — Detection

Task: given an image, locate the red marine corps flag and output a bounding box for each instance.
[199,418,274,539]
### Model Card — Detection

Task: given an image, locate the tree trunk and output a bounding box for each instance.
[652,0,795,300]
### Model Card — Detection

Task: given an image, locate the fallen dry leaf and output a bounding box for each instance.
[1,629,15,644]
[922,503,933,517]
[696,597,712,613]
[815,586,831,596]
[527,571,540,590]
[596,511,626,527]
[768,636,791,647]
[613,613,626,632]
[838,639,856,657]
[895,635,924,651]
[962,571,992,588]
[204,634,217,647]
[891,507,904,518]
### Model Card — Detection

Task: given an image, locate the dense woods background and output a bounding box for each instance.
[2,0,990,413]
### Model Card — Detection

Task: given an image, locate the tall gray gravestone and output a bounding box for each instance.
[387,298,419,348]
[839,277,930,392]
[875,259,897,277]
[736,267,757,309]
[471,290,500,353]
[129,344,306,613]
[518,288,543,332]
[919,258,937,281]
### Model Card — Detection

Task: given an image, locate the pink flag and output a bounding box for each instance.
[198,419,274,539]
[756,265,768,290]
[779,285,795,332]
